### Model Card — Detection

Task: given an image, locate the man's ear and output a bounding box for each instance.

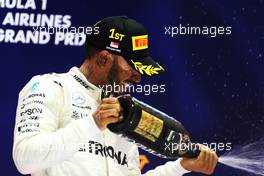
[97,50,113,66]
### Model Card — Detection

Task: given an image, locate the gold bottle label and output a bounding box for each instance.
[134,110,164,142]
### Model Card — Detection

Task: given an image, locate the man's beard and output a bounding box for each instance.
[108,57,119,87]
[106,57,129,97]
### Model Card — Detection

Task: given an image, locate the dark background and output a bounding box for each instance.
[1,0,264,175]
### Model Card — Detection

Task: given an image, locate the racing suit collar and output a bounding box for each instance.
[69,67,102,101]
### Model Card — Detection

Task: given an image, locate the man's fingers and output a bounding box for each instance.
[181,144,218,175]
[101,97,119,104]
[100,115,120,126]
[196,147,206,168]
[204,149,211,171]
[105,116,120,124]
[94,109,120,129]
[210,152,218,173]
[205,151,213,174]
[98,109,119,118]
[197,144,218,174]
[93,97,124,130]
[196,144,205,161]
[99,103,122,112]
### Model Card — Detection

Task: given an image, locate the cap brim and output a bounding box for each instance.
[129,56,165,76]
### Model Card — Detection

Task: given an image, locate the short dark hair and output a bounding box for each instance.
[84,44,101,59]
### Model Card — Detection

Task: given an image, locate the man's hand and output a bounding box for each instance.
[180,144,218,175]
[93,97,123,130]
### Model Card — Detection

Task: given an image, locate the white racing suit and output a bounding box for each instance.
[13,67,190,176]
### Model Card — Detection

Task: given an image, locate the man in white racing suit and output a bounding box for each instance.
[13,16,218,176]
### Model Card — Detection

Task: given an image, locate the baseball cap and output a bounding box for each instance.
[85,16,164,76]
